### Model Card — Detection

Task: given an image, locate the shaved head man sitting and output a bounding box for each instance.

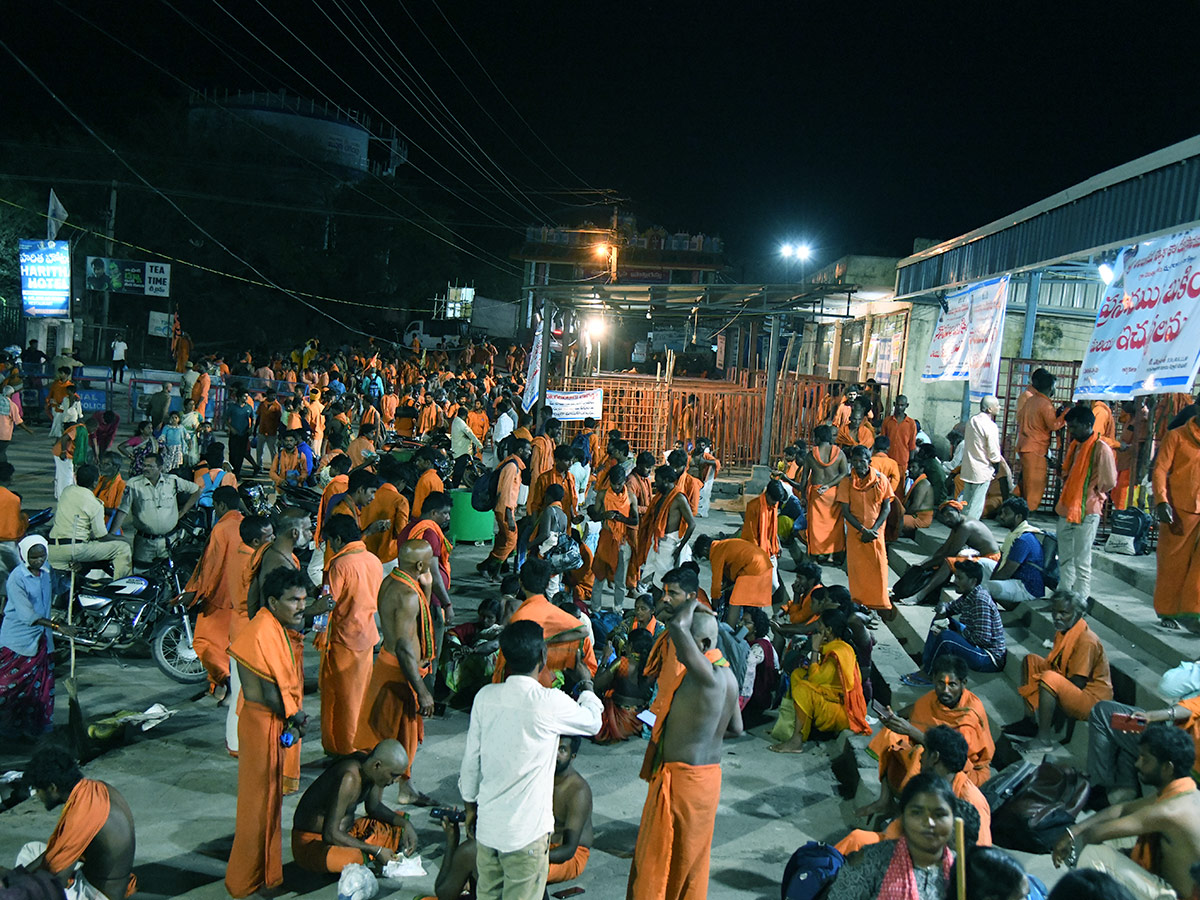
[291,739,418,873]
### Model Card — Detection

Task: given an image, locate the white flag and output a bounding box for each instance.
[47,189,68,240]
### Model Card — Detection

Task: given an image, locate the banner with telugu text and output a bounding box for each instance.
[545,389,604,421]
[1074,225,1200,399]
[921,275,1009,400]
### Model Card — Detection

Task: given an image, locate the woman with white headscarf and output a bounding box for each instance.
[0,535,70,738]
[0,385,33,463]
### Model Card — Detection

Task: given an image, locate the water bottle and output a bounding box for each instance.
[312,582,332,633]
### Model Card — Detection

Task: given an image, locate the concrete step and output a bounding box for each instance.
[885,540,1173,714]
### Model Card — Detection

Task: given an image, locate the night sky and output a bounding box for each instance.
[6,1,1200,279]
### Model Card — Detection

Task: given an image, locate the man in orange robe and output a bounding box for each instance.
[1112,399,1150,510]
[362,458,411,565]
[347,425,377,468]
[411,448,445,517]
[803,426,848,557]
[836,404,876,449]
[529,418,561,485]
[880,394,918,473]
[837,446,894,610]
[837,724,992,854]
[188,363,211,419]
[1015,367,1064,512]
[493,559,598,686]
[529,445,579,518]
[871,437,902,493]
[303,390,326,456]
[1007,592,1112,752]
[1152,415,1200,631]
[590,466,638,612]
[1092,399,1120,449]
[478,440,529,581]
[741,480,785,594]
[864,655,993,816]
[268,431,309,488]
[313,455,352,547]
[184,487,245,696]
[693,536,773,625]
[627,571,741,900]
[226,566,307,899]
[321,514,385,756]
[22,746,137,900]
[355,540,436,805]
[93,452,127,523]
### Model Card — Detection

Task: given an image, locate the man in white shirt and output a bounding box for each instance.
[450,407,483,486]
[489,398,515,467]
[959,395,1012,520]
[459,619,602,900]
[110,334,129,384]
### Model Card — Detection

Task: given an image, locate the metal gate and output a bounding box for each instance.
[996,357,1080,514]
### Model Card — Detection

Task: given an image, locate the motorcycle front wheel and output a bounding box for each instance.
[150,617,207,684]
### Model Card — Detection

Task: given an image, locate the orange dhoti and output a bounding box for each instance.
[292,818,403,873]
[548,844,590,883]
[626,761,722,900]
[1019,653,1110,720]
[1019,451,1048,513]
[1112,468,1131,511]
[354,648,428,778]
[193,604,232,690]
[320,642,375,756]
[806,485,845,554]
[591,530,626,583]
[1153,509,1200,621]
[226,702,285,899]
[846,533,890,609]
[489,510,516,563]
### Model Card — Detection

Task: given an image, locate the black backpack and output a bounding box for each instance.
[571,431,594,466]
[471,458,517,512]
[781,842,845,900]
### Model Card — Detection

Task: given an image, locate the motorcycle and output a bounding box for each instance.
[51,530,208,685]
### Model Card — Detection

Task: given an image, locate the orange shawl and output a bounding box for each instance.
[1057,433,1099,524]
[742,492,780,557]
[230,609,304,719]
[1131,777,1197,875]
[600,486,632,546]
[647,485,684,551]
[824,639,871,735]
[44,778,136,897]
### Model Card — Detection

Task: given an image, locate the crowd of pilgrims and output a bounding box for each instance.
[3,334,1200,900]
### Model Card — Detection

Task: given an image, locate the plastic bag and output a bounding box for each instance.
[337,863,378,900]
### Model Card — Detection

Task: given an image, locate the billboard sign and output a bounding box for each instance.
[921,275,1009,400]
[86,257,172,296]
[19,239,71,317]
[1075,226,1200,398]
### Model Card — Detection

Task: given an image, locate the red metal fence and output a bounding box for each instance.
[551,372,835,468]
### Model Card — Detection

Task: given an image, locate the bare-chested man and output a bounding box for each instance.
[627,566,742,899]
[902,500,1002,606]
[423,735,595,898]
[291,739,418,873]
[354,540,436,806]
[247,507,312,618]
[638,465,696,590]
[1055,724,1200,899]
[15,745,135,900]
[802,425,849,562]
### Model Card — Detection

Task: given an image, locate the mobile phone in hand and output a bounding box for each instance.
[1110,712,1147,734]
[553,888,585,898]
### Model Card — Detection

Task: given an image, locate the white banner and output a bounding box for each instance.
[921,275,1009,400]
[1075,226,1200,399]
[522,329,543,412]
[545,389,604,421]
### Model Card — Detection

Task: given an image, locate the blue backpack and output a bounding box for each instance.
[571,431,593,466]
[781,842,844,900]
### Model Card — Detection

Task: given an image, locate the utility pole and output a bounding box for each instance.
[102,181,117,330]
[759,314,781,466]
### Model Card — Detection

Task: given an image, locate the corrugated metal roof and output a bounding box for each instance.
[896,135,1200,299]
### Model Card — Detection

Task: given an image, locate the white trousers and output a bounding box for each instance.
[961,480,989,520]
[1058,513,1100,599]
[54,457,75,499]
[698,474,715,518]
[593,542,631,611]
[226,656,241,754]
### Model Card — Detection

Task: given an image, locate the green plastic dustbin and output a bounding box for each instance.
[449,488,495,543]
